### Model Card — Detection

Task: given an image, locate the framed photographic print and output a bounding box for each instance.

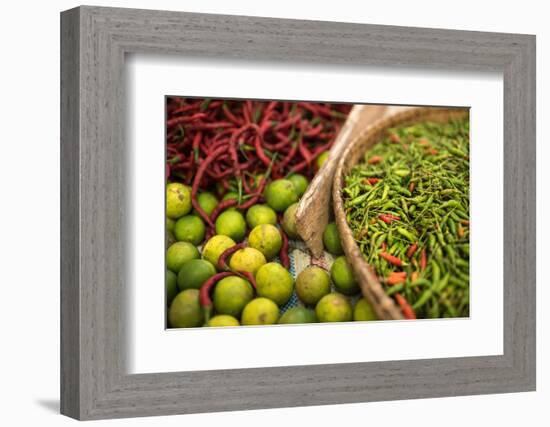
[61,5,536,420]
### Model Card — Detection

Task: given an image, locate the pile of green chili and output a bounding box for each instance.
[342,116,470,319]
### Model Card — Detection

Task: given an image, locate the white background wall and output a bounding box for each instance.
[0,0,546,425]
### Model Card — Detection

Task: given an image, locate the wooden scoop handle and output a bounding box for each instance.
[295,105,388,257]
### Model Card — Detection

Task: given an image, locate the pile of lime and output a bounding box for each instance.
[165,176,379,328]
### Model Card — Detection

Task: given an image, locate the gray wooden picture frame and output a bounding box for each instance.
[60,5,536,420]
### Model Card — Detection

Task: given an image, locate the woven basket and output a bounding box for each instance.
[332,107,469,320]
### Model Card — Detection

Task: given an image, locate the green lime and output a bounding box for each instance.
[288,174,309,197]
[166,242,200,273]
[202,235,236,269]
[330,256,360,295]
[196,191,219,216]
[166,217,176,233]
[174,215,206,245]
[246,204,277,229]
[222,191,238,202]
[177,259,217,291]
[264,179,299,212]
[229,247,266,275]
[316,151,329,169]
[315,293,352,322]
[208,314,240,327]
[215,210,247,242]
[282,203,299,239]
[213,276,254,318]
[354,298,378,321]
[168,289,204,328]
[166,270,178,306]
[248,224,282,260]
[166,182,192,219]
[295,266,331,306]
[323,222,343,255]
[255,262,294,306]
[241,298,280,325]
[279,307,317,324]
[166,229,176,249]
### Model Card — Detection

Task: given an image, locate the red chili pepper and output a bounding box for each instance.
[236,270,257,290]
[254,134,272,167]
[279,228,290,269]
[166,112,208,127]
[387,272,407,285]
[217,242,247,271]
[191,145,227,227]
[209,199,238,223]
[389,133,401,143]
[166,97,351,202]
[394,293,417,319]
[420,249,427,270]
[199,272,236,322]
[406,244,418,258]
[367,178,380,185]
[379,213,401,224]
[379,251,403,267]
[368,155,383,165]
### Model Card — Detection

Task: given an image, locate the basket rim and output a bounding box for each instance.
[332,106,469,320]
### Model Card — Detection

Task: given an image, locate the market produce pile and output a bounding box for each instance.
[342,117,470,319]
[165,98,470,327]
[165,98,380,328]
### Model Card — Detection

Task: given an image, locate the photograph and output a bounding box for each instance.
[165,97,470,327]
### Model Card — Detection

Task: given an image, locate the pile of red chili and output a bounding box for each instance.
[167,97,351,191]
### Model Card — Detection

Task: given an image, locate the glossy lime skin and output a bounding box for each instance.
[202,235,236,269]
[316,151,329,169]
[166,217,176,233]
[255,262,294,306]
[174,215,206,245]
[354,298,378,321]
[295,266,331,306]
[248,224,282,260]
[288,174,309,197]
[282,203,299,239]
[207,315,240,327]
[168,289,204,328]
[330,256,360,295]
[166,270,178,306]
[241,298,280,326]
[166,182,192,219]
[278,307,317,324]
[264,179,299,212]
[196,191,219,216]
[177,259,217,291]
[215,210,247,242]
[323,222,344,256]
[213,276,254,318]
[246,204,277,229]
[315,293,353,323]
[229,247,267,276]
[166,242,200,273]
